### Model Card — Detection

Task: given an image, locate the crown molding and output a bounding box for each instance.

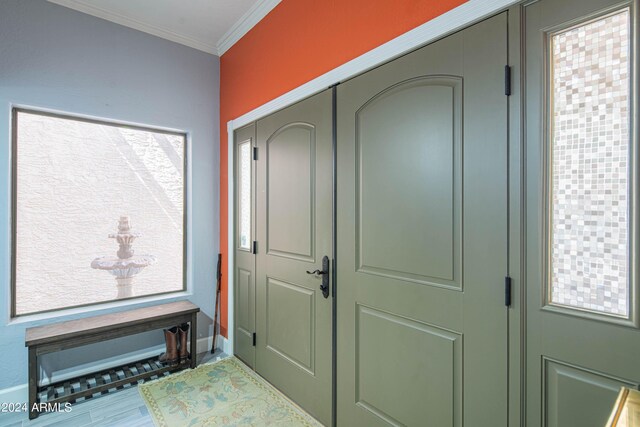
[216,0,281,56]
[47,0,218,55]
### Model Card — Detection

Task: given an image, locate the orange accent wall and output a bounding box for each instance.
[219,0,468,337]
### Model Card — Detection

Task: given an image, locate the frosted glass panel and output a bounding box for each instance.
[549,9,631,317]
[238,140,252,250]
[14,111,185,316]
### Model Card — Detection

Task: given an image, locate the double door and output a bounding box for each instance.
[234,11,511,426]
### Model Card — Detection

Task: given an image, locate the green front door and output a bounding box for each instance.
[336,12,510,426]
[525,0,640,425]
[255,89,333,425]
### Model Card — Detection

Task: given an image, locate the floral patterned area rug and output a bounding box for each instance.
[139,357,323,427]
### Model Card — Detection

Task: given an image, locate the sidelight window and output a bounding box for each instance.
[237,140,252,250]
[547,9,632,317]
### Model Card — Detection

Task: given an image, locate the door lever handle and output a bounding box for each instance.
[305,256,330,298]
[306,269,326,275]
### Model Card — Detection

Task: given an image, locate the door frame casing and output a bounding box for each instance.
[508,6,524,426]
[227,2,525,425]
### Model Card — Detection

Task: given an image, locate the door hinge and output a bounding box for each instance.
[251,241,257,254]
[252,332,256,346]
[504,65,512,96]
[252,146,258,160]
[504,276,512,307]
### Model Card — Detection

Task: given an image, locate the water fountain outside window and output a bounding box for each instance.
[91,216,157,298]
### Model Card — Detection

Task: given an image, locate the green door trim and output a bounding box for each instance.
[331,84,338,427]
[507,6,525,426]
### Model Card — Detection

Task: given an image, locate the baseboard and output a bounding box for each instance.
[220,335,231,355]
[0,383,28,405]
[0,335,230,404]
[195,334,229,355]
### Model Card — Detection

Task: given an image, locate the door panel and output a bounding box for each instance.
[267,123,315,259]
[265,277,315,373]
[525,0,639,425]
[544,359,637,427]
[337,12,509,427]
[235,268,253,343]
[357,77,462,287]
[356,305,462,427]
[233,124,256,368]
[256,90,333,425]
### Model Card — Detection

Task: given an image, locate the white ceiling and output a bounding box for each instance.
[47,0,281,56]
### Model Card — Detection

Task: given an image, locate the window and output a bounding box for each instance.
[548,9,632,317]
[12,109,186,316]
[237,140,252,250]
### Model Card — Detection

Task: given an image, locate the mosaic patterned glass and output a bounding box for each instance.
[238,140,252,250]
[549,9,631,317]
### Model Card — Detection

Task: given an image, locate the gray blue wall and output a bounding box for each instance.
[0,0,219,391]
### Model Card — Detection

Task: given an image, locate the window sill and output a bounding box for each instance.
[6,291,193,328]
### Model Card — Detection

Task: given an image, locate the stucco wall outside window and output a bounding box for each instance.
[13,111,185,316]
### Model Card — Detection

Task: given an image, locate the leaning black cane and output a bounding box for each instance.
[211,253,222,354]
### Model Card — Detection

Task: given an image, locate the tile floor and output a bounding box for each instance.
[0,351,226,427]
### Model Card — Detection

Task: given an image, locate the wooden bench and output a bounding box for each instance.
[25,300,200,419]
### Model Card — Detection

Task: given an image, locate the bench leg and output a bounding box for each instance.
[190,313,197,369]
[28,347,38,420]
